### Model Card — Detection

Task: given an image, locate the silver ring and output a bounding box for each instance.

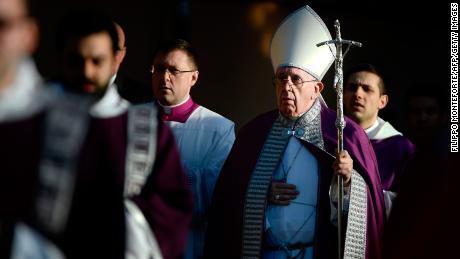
[275,194,280,200]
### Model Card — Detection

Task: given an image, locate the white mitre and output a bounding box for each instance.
[270,5,336,80]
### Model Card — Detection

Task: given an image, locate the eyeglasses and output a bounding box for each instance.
[273,74,317,89]
[151,65,196,77]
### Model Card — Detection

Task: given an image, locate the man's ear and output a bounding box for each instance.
[190,71,199,87]
[309,81,324,101]
[315,81,324,94]
[114,47,126,72]
[24,18,39,53]
[379,94,388,109]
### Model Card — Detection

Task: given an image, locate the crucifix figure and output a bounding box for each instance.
[317,19,362,259]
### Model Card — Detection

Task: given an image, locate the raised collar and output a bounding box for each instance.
[89,83,130,118]
[158,96,199,123]
[277,99,324,150]
[366,117,402,140]
[278,99,321,130]
[365,119,379,136]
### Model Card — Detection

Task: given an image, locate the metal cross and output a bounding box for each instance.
[317,19,362,259]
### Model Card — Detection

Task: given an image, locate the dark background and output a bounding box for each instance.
[31,0,450,132]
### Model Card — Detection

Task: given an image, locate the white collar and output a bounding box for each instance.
[365,117,402,140]
[0,58,46,122]
[364,119,379,136]
[158,95,190,109]
[108,74,117,86]
[89,83,130,118]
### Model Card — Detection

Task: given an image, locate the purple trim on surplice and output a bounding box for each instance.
[159,97,199,123]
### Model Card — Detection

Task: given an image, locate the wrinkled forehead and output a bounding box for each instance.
[275,66,315,79]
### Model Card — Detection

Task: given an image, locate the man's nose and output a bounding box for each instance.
[84,61,96,80]
[280,80,293,91]
[354,87,364,98]
[159,69,172,82]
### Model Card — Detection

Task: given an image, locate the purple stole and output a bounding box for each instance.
[35,92,93,235]
[0,100,192,259]
[370,136,416,191]
[320,107,385,259]
[204,105,384,259]
[0,96,126,259]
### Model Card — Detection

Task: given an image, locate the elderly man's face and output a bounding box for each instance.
[274,66,323,118]
[61,31,116,97]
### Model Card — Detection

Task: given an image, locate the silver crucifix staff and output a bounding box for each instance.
[317,19,362,259]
